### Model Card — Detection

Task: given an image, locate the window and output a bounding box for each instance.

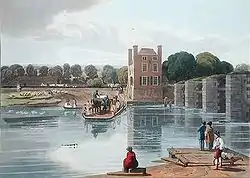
[152,63,158,72]
[152,56,157,61]
[142,56,147,60]
[130,77,133,85]
[141,76,148,86]
[142,63,148,72]
[140,116,146,126]
[153,76,158,85]
[152,116,158,126]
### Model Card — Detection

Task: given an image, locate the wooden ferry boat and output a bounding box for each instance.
[82,104,126,121]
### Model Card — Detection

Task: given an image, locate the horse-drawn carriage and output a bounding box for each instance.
[82,90,126,121]
[91,94,111,114]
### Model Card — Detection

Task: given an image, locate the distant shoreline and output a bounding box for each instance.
[1,87,123,108]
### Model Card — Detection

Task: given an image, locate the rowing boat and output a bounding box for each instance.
[63,106,83,110]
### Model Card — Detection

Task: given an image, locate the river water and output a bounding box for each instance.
[0,105,249,178]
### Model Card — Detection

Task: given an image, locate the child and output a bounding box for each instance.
[213,131,224,170]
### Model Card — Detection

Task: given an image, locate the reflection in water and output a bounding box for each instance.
[225,124,250,156]
[84,119,120,138]
[127,106,165,152]
[128,116,162,152]
[0,105,249,178]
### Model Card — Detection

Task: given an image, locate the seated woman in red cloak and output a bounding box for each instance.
[123,146,138,173]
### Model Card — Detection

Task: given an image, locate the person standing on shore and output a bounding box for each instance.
[197,121,206,151]
[213,131,224,170]
[205,121,214,151]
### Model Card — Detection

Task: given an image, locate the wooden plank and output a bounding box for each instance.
[107,172,150,176]
[130,167,146,174]
[167,147,179,158]
[161,157,186,167]
[176,154,189,167]
[162,154,190,167]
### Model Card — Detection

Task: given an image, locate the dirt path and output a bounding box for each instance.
[85,148,250,178]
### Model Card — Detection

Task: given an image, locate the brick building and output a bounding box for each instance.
[127,45,163,102]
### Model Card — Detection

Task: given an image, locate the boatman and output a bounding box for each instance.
[92,90,100,99]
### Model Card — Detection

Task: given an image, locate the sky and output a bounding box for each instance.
[1,0,250,67]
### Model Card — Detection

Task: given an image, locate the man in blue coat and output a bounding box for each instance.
[197,121,206,151]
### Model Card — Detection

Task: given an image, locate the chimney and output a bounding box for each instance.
[157,45,162,61]
[128,48,132,65]
[133,45,138,56]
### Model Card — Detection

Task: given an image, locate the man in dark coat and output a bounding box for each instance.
[197,121,206,151]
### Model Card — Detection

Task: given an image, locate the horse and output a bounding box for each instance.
[92,98,102,113]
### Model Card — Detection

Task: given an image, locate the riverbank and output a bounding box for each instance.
[85,148,250,178]
[0,88,121,108]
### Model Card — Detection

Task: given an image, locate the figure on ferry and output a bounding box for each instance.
[64,99,72,108]
[102,95,110,112]
[92,90,100,101]
[123,146,138,173]
[92,90,101,112]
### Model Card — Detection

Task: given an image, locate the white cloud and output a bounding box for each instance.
[2,1,250,67]
[0,0,108,36]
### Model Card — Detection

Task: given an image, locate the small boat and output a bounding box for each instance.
[63,106,83,110]
[82,104,126,121]
[61,143,78,148]
[218,120,231,123]
[2,114,58,123]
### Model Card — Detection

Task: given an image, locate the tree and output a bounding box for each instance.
[166,51,197,82]
[87,78,103,87]
[63,63,71,79]
[26,64,36,77]
[70,64,82,77]
[218,61,234,74]
[117,66,128,85]
[84,64,98,79]
[48,65,63,82]
[34,69,38,76]
[1,66,9,72]
[235,63,250,72]
[162,61,168,84]
[102,65,117,84]
[9,64,25,77]
[196,52,221,77]
[39,66,49,76]
[1,66,12,83]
